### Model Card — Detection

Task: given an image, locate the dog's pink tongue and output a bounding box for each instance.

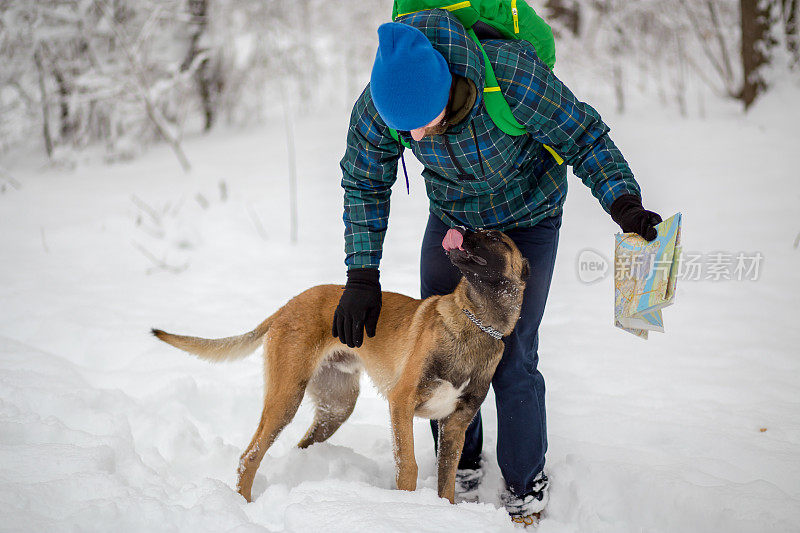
[442,228,464,251]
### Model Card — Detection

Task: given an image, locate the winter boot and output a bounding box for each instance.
[500,471,549,527]
[454,467,484,502]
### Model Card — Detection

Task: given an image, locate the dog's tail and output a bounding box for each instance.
[152,314,276,363]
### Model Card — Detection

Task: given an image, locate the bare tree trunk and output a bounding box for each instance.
[675,34,688,117]
[740,0,775,109]
[784,0,799,64]
[33,48,54,159]
[611,25,625,114]
[52,66,73,143]
[706,0,736,88]
[182,0,217,131]
[613,61,624,114]
[546,0,581,35]
[281,83,298,245]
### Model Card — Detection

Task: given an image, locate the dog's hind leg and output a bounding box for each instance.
[297,352,361,449]
[236,340,317,502]
[236,386,305,502]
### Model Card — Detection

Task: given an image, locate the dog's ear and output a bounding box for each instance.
[520,258,530,281]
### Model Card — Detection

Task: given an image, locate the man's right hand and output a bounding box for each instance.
[332,268,382,348]
[610,194,662,241]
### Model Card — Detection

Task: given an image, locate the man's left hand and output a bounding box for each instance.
[610,195,662,241]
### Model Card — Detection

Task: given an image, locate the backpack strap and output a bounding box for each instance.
[465,28,564,165]
[467,28,526,137]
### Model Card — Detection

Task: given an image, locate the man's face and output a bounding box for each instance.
[410,106,447,141]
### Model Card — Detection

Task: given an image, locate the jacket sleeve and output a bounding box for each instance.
[339,85,402,270]
[496,43,641,213]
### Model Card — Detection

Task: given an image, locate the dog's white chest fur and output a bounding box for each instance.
[416,378,470,420]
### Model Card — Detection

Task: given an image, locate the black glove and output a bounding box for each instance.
[610,194,662,241]
[332,268,382,348]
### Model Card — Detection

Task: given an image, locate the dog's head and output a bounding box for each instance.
[442,227,529,288]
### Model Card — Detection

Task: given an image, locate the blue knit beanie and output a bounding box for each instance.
[370,22,452,131]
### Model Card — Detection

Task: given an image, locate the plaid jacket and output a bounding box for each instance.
[340,9,641,269]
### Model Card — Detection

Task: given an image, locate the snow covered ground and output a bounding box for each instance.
[1,80,799,532]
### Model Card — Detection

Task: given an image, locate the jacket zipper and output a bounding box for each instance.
[470,121,485,176]
[442,135,474,181]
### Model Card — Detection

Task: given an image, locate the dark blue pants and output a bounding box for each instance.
[421,212,561,496]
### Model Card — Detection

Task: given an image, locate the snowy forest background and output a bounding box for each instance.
[1,0,798,167]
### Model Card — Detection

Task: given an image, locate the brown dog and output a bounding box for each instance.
[152,227,529,503]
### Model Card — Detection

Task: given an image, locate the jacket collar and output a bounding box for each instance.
[448,75,477,127]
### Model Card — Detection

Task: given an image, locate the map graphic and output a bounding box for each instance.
[614,213,682,339]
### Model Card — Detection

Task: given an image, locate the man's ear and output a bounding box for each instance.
[521,258,530,281]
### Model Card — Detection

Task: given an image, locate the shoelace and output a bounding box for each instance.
[511,513,540,527]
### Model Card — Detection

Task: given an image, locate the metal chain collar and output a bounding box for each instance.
[462,308,504,340]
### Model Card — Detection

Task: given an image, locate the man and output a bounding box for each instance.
[331,9,661,524]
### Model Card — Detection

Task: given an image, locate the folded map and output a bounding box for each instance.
[614,213,682,339]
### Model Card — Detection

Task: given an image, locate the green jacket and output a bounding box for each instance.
[340,9,640,269]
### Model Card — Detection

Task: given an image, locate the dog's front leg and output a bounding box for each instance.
[388,400,418,491]
[436,412,473,503]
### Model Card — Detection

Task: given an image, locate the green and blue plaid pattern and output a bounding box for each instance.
[340,9,640,269]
